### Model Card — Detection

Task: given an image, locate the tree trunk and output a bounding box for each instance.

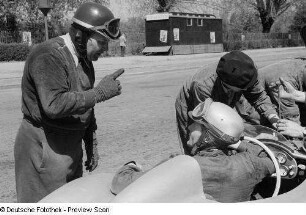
[261,16,274,33]
[257,2,274,33]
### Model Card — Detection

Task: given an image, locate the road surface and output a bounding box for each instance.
[0,47,305,202]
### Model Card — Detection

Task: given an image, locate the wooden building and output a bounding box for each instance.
[142,12,223,55]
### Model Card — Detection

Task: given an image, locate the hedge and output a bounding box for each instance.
[0,43,30,61]
[0,32,303,61]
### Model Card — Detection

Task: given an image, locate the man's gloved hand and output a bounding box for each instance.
[84,132,100,172]
[94,68,124,103]
[85,139,99,172]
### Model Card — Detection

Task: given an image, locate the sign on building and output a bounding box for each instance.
[210,32,215,43]
[160,30,168,43]
[173,28,180,41]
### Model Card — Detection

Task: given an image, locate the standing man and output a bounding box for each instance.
[175,50,279,154]
[14,2,124,203]
[119,33,127,57]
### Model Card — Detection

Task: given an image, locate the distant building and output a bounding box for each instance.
[142,12,223,55]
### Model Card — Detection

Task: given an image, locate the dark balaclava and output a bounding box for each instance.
[69,23,92,59]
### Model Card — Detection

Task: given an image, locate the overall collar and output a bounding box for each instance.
[60,33,79,67]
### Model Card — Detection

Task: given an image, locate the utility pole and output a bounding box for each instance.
[38,0,53,41]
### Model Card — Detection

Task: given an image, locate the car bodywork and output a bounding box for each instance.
[40,125,306,203]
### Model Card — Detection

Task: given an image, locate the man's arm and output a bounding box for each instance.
[32,52,123,119]
[31,52,96,119]
[279,77,306,103]
[244,80,279,128]
[83,111,99,172]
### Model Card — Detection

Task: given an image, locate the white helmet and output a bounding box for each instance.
[188,98,244,153]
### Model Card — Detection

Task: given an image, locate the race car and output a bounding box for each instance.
[39,125,306,203]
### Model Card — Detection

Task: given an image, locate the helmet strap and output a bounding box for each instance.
[69,24,91,59]
[189,129,214,155]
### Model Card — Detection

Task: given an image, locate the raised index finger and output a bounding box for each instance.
[111,68,125,79]
[279,77,286,85]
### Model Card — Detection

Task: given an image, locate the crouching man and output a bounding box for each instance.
[110,99,275,202]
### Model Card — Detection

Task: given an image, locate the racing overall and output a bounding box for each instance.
[110,142,275,202]
[193,142,275,202]
[236,58,306,127]
[14,34,97,202]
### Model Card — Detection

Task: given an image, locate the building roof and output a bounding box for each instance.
[168,0,221,18]
[145,12,217,21]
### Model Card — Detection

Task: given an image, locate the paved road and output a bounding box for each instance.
[0,47,305,203]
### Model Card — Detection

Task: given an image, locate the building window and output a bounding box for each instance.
[197,19,203,26]
[187,18,193,26]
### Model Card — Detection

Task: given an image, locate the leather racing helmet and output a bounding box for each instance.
[189,98,244,150]
[71,2,121,40]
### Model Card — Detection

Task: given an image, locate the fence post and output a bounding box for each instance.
[241,34,245,50]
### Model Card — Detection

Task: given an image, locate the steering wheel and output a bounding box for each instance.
[243,136,281,197]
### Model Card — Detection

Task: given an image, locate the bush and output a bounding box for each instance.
[0,43,30,61]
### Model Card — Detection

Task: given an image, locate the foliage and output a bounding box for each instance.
[290,1,306,32]
[128,0,157,17]
[214,0,302,33]
[223,0,262,33]
[1,0,305,60]
[0,0,109,37]
[246,0,300,33]
[0,43,30,61]
[156,0,176,12]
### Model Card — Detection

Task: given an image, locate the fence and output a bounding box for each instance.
[223,32,304,51]
[0,31,21,44]
[0,30,304,55]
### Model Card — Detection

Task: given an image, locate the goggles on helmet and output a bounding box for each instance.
[191,102,241,145]
[72,17,121,41]
[90,18,121,40]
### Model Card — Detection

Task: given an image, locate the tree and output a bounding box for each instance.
[290,1,306,32]
[248,0,294,33]
[0,0,19,31]
[156,0,177,12]
[1,0,109,35]
[218,0,261,33]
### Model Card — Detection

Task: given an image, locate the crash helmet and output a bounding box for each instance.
[216,51,258,91]
[71,2,121,40]
[189,98,244,150]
